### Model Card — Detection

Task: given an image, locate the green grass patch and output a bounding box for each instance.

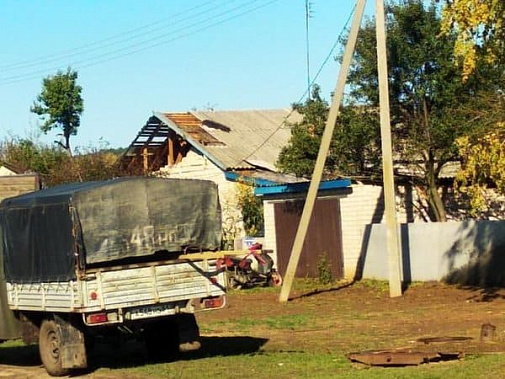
[96,352,505,379]
[200,313,309,334]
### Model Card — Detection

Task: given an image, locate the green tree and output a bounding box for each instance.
[0,136,121,188]
[276,84,383,179]
[0,137,67,178]
[31,68,83,155]
[333,105,381,176]
[345,0,496,221]
[236,182,264,237]
[277,86,331,178]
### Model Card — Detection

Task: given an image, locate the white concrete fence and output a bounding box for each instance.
[357,220,505,286]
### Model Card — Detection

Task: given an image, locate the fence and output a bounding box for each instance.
[358,220,505,286]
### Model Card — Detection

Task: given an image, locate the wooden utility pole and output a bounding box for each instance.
[376,0,402,297]
[279,0,367,303]
[279,0,403,302]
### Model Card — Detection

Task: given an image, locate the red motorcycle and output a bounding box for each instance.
[218,243,282,289]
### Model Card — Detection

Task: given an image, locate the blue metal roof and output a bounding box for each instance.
[253,178,351,196]
[224,171,283,187]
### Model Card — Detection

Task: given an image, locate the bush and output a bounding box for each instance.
[317,252,333,285]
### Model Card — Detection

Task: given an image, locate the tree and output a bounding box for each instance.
[31,68,83,155]
[277,86,331,178]
[454,92,505,215]
[345,0,498,221]
[0,136,67,177]
[236,182,264,237]
[277,85,381,178]
[440,0,505,80]
[0,136,121,188]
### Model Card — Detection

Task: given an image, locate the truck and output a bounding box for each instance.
[0,177,227,376]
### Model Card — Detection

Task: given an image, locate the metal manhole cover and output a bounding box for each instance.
[347,350,463,367]
[416,336,473,344]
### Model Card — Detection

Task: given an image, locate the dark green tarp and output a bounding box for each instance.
[0,177,222,283]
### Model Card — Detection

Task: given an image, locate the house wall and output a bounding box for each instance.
[157,150,245,247]
[0,167,16,176]
[339,183,428,279]
[0,174,39,201]
[263,201,278,267]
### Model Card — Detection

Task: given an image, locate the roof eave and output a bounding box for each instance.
[254,179,352,196]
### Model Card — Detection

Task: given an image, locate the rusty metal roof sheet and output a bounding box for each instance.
[163,113,225,146]
[155,109,300,170]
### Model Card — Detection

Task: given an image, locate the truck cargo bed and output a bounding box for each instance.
[7,257,225,314]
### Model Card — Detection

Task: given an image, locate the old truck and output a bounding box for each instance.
[0,177,227,376]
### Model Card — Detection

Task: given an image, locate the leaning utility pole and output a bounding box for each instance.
[279,0,367,303]
[278,0,402,302]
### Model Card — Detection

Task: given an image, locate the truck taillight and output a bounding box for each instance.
[202,296,225,309]
[86,313,107,324]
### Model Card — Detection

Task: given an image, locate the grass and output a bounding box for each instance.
[3,280,505,378]
[106,351,505,379]
[200,313,309,334]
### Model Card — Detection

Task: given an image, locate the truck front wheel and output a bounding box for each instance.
[39,319,69,377]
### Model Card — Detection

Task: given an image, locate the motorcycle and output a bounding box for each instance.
[219,243,283,289]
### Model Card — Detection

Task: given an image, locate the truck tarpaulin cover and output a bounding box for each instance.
[0,177,222,284]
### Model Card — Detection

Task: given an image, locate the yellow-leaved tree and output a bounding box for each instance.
[456,126,505,215]
[442,1,505,215]
[441,0,505,80]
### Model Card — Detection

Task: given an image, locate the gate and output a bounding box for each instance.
[274,198,343,278]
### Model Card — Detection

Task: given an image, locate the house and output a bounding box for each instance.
[120,109,302,241]
[0,161,40,201]
[120,109,356,278]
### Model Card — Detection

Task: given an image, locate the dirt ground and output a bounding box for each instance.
[196,281,505,356]
[2,280,505,378]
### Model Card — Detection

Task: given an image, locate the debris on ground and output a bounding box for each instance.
[347,349,464,366]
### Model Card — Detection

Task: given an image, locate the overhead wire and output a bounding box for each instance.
[242,3,357,164]
[0,0,222,72]
[0,0,280,86]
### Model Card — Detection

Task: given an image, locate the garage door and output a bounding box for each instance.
[274,198,343,279]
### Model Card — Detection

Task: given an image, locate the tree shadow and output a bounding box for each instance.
[0,342,40,367]
[456,285,505,303]
[443,220,505,300]
[86,335,268,372]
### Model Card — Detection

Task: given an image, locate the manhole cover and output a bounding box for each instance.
[347,350,463,367]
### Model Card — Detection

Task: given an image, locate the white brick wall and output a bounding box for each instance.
[340,183,429,279]
[263,200,278,268]
[157,150,245,246]
[340,184,384,279]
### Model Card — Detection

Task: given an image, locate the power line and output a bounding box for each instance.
[242,3,357,164]
[0,0,280,86]
[0,0,223,72]
[305,0,312,100]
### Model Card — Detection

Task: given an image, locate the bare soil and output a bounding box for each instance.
[2,281,505,378]
[197,281,505,356]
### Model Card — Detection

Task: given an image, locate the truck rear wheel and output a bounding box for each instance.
[39,319,69,377]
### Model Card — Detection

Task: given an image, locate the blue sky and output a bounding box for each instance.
[0,0,374,149]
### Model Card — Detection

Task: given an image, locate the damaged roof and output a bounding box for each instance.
[156,109,301,170]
